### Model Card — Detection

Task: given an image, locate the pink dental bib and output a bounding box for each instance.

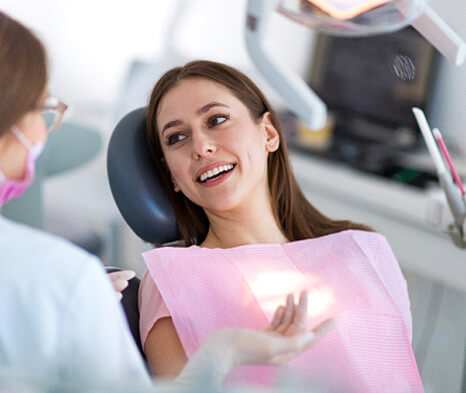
[142,230,423,392]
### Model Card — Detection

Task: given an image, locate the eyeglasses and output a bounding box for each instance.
[40,96,68,134]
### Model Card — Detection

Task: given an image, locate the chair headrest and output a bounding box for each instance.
[107,107,179,244]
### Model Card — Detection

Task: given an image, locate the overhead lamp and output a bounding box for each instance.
[245,0,465,129]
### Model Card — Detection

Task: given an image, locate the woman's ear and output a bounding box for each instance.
[262,112,279,152]
[171,176,180,192]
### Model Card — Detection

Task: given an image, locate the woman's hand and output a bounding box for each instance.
[229,291,336,366]
[175,291,335,387]
[108,270,136,301]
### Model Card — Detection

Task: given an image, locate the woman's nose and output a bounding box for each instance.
[191,132,216,159]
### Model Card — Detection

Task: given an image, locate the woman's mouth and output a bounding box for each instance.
[197,163,236,185]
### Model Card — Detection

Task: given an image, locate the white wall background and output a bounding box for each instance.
[0,0,314,116]
[1,0,464,147]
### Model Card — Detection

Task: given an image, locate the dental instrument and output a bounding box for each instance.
[433,127,465,196]
[412,107,466,248]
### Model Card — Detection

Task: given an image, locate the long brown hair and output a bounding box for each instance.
[0,12,48,137]
[146,60,372,246]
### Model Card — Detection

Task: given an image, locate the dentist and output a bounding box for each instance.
[0,11,333,390]
[0,11,152,387]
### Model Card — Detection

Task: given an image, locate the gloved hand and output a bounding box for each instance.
[108,270,136,301]
[175,291,336,387]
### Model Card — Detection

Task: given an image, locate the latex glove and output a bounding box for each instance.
[175,291,336,387]
[108,270,136,301]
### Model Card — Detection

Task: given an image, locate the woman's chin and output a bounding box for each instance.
[201,198,242,214]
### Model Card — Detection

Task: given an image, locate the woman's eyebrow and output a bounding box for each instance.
[161,119,183,136]
[161,102,230,136]
[196,101,229,115]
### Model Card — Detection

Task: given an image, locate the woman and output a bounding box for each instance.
[140,60,424,391]
[0,12,332,390]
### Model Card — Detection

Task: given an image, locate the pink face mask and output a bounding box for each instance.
[0,126,44,206]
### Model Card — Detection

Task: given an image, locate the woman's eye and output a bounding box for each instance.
[166,133,186,145]
[208,114,229,128]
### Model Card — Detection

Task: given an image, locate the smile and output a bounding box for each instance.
[197,164,236,184]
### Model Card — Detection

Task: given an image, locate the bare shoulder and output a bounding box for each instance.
[144,317,188,378]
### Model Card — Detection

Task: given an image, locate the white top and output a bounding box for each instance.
[0,216,151,387]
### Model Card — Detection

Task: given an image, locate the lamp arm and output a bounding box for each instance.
[245,0,327,130]
[411,5,466,66]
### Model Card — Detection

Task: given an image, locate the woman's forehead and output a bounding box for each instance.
[157,78,240,121]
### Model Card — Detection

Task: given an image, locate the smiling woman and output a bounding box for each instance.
[146,60,372,247]
[139,60,424,391]
[155,78,279,224]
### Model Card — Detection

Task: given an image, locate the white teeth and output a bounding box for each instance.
[199,164,234,182]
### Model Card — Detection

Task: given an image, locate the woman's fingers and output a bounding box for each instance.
[272,306,285,330]
[264,305,285,332]
[266,331,315,364]
[292,290,308,328]
[267,318,337,365]
[312,318,337,340]
[268,291,307,334]
[303,318,337,350]
[276,294,295,333]
[238,317,337,367]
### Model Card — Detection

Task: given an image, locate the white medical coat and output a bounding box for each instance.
[0,216,151,387]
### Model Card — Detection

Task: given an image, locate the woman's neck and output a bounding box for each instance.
[200,192,288,249]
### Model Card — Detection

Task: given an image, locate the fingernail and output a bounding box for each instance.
[287,294,294,305]
[121,270,136,280]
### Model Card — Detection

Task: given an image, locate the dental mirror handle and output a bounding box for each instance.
[413,108,466,231]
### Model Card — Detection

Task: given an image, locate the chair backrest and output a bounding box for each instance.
[107,109,183,368]
[107,107,179,244]
[105,267,145,361]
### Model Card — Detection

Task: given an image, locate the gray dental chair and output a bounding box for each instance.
[106,107,180,362]
[108,109,466,392]
[107,107,178,244]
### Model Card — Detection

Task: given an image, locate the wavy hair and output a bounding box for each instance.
[146,60,372,245]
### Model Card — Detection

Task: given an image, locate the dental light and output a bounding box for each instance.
[245,0,465,130]
[245,0,466,248]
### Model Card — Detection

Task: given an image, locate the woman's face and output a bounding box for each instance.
[157,78,279,213]
[0,92,48,180]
